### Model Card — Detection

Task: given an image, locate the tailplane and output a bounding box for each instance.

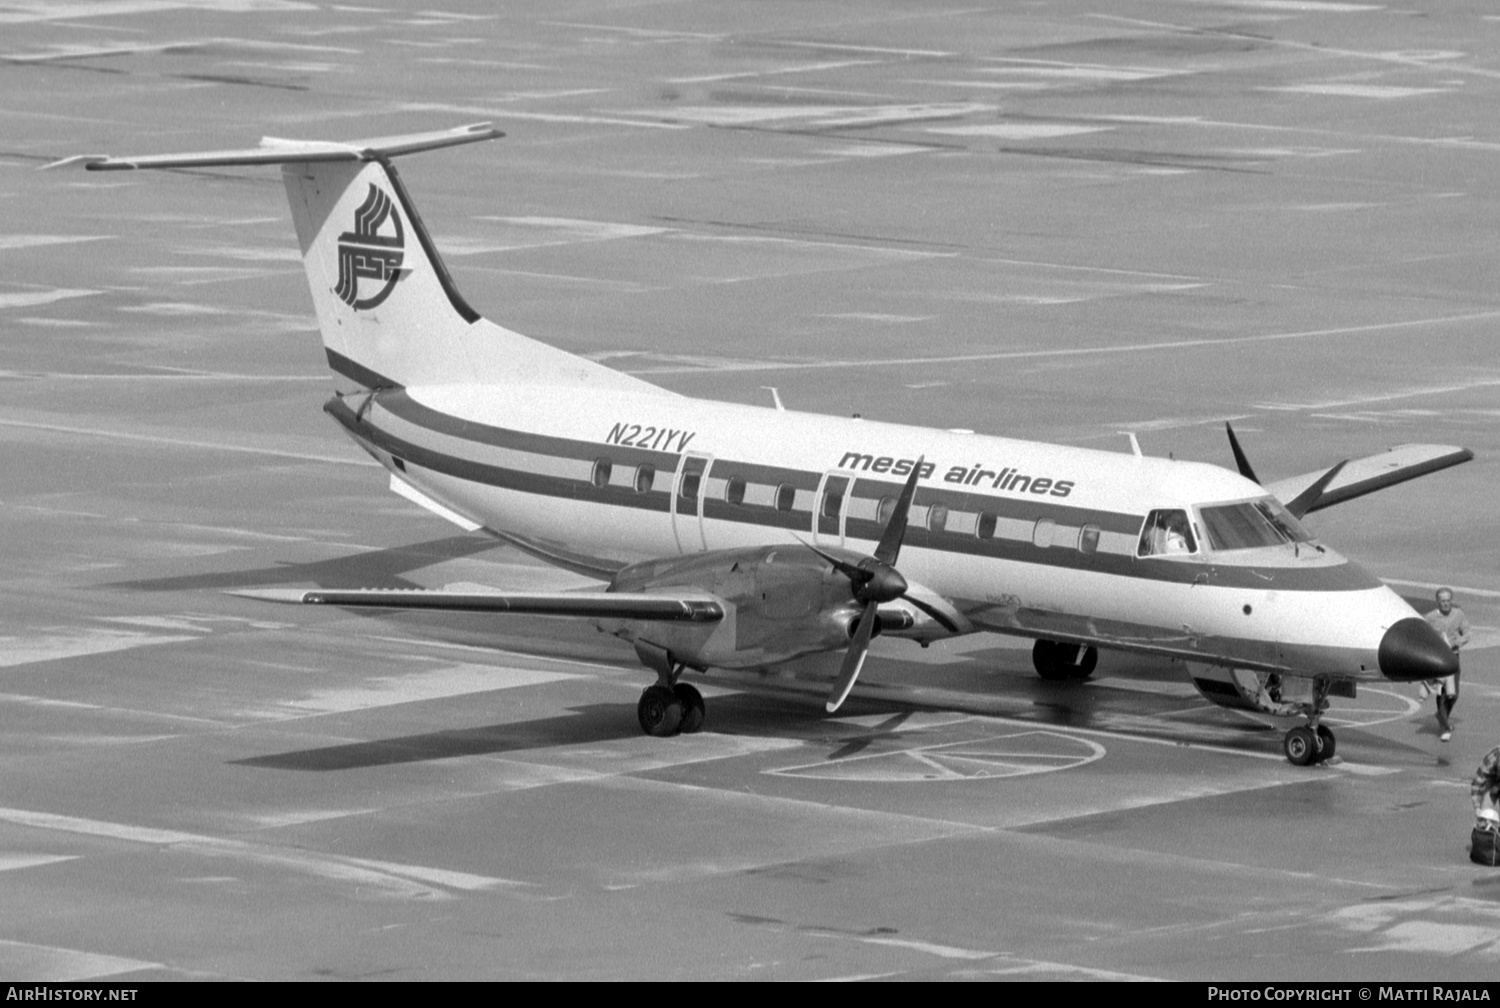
[77,123,658,395]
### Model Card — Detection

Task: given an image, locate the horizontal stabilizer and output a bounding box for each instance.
[233,587,724,622]
[1266,444,1473,515]
[65,123,501,171]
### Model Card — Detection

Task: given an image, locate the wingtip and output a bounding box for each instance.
[225,588,316,604]
[40,154,110,171]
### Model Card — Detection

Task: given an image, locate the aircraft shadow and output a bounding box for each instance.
[232,691,815,772]
[102,534,509,593]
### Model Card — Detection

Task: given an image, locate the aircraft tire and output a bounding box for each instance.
[1283,726,1318,766]
[1033,640,1064,680]
[674,682,706,734]
[1034,640,1096,681]
[1067,645,1098,680]
[1315,725,1336,762]
[638,685,683,737]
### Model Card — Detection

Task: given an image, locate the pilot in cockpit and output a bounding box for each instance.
[1139,509,1196,557]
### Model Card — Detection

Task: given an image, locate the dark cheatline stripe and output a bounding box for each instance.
[378,388,685,466]
[326,348,396,391]
[374,390,1143,531]
[326,396,1382,594]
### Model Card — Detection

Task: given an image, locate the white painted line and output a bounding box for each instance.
[986,956,1165,981]
[778,40,954,58]
[0,940,159,982]
[1199,1,1379,12]
[767,731,1105,782]
[279,663,579,715]
[1258,377,1500,411]
[1270,84,1449,99]
[0,288,97,309]
[669,60,881,84]
[1385,579,1500,600]
[0,417,371,466]
[858,935,995,960]
[0,806,526,898]
[0,235,109,251]
[927,124,1110,139]
[630,310,1500,374]
[0,629,201,668]
[0,371,325,381]
[0,853,77,872]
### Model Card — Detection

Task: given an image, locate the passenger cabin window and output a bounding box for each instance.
[591,459,612,488]
[724,475,746,505]
[634,464,655,494]
[1137,509,1197,557]
[1032,518,1056,548]
[876,496,895,525]
[677,470,701,503]
[1078,524,1100,554]
[820,488,842,519]
[928,503,949,533]
[774,484,796,512]
[976,511,997,540]
[1198,498,1312,551]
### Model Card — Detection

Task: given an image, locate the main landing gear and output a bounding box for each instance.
[1281,678,1336,766]
[637,680,706,737]
[632,640,706,737]
[1032,639,1098,681]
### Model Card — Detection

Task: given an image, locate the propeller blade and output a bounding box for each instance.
[873,456,924,566]
[797,537,865,581]
[1225,422,1260,485]
[1284,459,1347,519]
[827,601,878,713]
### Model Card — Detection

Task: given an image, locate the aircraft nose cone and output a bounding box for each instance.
[1378,617,1458,682]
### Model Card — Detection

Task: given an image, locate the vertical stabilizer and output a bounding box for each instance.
[80,123,663,395]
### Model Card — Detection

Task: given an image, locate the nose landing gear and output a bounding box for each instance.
[1282,678,1336,766]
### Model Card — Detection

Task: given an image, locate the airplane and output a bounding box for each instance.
[64,122,1470,765]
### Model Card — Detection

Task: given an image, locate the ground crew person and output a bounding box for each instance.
[1423,588,1470,741]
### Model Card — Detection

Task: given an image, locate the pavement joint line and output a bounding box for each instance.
[0,805,525,896]
[628,310,1500,374]
[0,417,372,466]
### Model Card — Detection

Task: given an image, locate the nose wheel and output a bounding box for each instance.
[1282,680,1336,766]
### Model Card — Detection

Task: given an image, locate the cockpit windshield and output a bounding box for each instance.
[1197,498,1312,551]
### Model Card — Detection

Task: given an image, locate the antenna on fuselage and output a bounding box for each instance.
[1121,431,1143,457]
[761,386,785,411]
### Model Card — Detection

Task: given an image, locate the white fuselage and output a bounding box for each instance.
[330,381,1417,683]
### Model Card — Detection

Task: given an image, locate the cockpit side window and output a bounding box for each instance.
[1137,508,1197,557]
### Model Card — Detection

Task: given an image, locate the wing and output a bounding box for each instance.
[234,587,723,622]
[1266,444,1473,515]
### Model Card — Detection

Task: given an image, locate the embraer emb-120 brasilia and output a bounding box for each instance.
[71,123,1470,766]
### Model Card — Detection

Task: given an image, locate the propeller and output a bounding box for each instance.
[1225,422,1346,519]
[801,458,937,714]
[1224,422,1260,485]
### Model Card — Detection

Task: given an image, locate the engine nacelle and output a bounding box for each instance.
[604,544,962,672]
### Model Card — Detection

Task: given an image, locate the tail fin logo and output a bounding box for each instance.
[335,184,407,310]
